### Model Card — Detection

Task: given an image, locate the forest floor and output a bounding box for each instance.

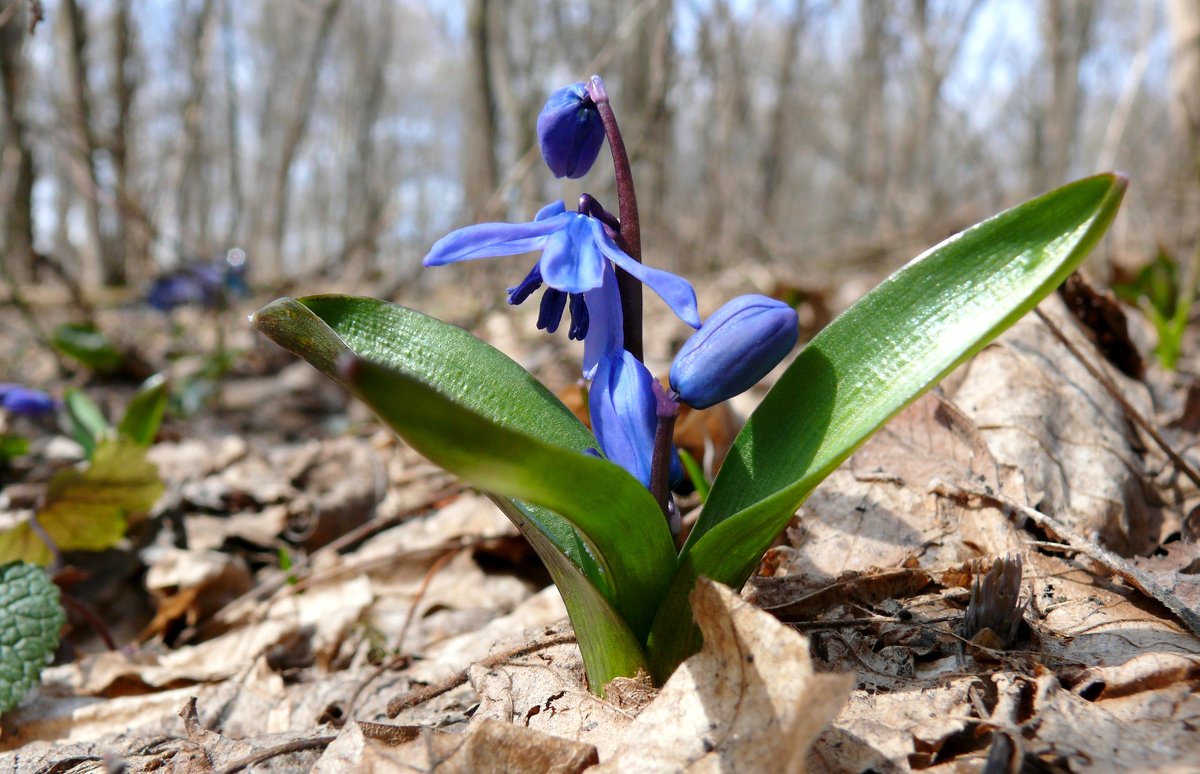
[1,267,1199,773]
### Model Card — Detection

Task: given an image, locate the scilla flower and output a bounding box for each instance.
[537,83,605,179]
[670,295,799,409]
[424,201,699,375]
[0,384,55,417]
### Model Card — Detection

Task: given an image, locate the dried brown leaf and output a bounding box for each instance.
[595,579,853,773]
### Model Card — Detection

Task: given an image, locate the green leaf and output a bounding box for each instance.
[253,295,676,638]
[345,356,675,639]
[118,374,168,446]
[38,437,163,555]
[0,561,65,714]
[490,496,648,692]
[52,323,122,373]
[677,449,710,503]
[0,434,30,465]
[64,388,109,459]
[647,173,1127,680]
[253,296,610,593]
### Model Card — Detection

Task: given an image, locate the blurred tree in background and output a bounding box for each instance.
[0,0,1195,297]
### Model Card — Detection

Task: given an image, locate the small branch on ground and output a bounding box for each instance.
[386,631,578,718]
[932,479,1200,639]
[1035,307,1200,491]
[214,736,336,774]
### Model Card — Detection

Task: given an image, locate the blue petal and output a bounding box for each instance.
[423,212,572,266]
[539,214,604,293]
[535,200,567,221]
[589,351,657,487]
[582,262,623,378]
[589,219,701,328]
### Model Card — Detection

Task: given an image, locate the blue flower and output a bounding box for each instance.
[537,83,605,179]
[147,252,250,312]
[670,294,798,409]
[424,201,699,375]
[0,384,55,417]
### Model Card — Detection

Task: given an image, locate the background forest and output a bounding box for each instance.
[0,0,1197,304]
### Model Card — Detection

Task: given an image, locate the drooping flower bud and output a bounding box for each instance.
[670,295,799,409]
[537,83,604,179]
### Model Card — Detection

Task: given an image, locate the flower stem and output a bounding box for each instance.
[650,382,680,532]
[587,75,643,362]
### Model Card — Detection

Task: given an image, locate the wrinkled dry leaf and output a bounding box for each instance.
[467,641,631,760]
[1022,668,1200,771]
[946,295,1161,554]
[784,390,1026,582]
[595,579,853,773]
[327,718,597,773]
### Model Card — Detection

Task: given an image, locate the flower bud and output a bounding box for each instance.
[537,83,604,179]
[670,295,798,409]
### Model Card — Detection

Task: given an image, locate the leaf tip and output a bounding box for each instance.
[249,297,297,333]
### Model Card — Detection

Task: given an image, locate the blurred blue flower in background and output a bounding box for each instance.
[0,384,55,417]
[147,249,249,312]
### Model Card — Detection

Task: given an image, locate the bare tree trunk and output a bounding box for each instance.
[261,0,343,280]
[894,0,982,226]
[1037,0,1095,190]
[172,0,218,260]
[855,0,891,220]
[58,0,109,288]
[221,0,244,248]
[336,0,391,281]
[463,0,500,221]
[760,7,806,227]
[0,1,36,283]
[1167,0,1200,176]
[618,0,674,218]
[110,0,151,282]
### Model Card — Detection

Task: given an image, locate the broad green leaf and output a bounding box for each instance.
[117,374,168,446]
[647,173,1126,680]
[490,496,647,692]
[52,323,122,373]
[345,356,675,639]
[253,295,614,598]
[39,437,163,553]
[64,389,109,459]
[0,562,65,714]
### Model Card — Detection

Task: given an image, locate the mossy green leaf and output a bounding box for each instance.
[0,562,65,714]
